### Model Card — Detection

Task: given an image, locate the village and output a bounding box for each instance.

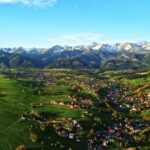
[0,69,150,150]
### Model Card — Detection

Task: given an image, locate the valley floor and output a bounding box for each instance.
[0,69,150,150]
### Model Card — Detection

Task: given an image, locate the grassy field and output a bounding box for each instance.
[0,75,83,150]
[0,75,43,149]
[102,70,150,85]
[142,109,150,121]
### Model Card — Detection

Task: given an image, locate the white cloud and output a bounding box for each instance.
[48,33,103,46]
[0,0,57,7]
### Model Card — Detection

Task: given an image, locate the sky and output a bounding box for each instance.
[0,0,150,48]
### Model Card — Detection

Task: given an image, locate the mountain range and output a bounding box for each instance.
[0,41,150,70]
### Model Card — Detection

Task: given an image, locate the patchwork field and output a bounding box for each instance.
[0,75,85,150]
[0,69,150,150]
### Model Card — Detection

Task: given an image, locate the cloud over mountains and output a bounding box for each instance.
[48,33,102,46]
[0,0,57,7]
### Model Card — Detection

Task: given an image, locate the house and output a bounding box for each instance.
[69,133,74,139]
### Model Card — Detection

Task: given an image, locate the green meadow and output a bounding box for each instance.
[0,75,82,150]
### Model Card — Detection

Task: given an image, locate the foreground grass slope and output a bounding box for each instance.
[0,75,84,150]
[0,76,41,149]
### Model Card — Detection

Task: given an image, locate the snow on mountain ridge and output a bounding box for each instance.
[1,41,150,54]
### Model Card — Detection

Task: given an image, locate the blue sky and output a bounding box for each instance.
[0,0,150,48]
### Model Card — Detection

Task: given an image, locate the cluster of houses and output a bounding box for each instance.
[50,100,81,109]
[54,119,83,142]
[86,81,150,149]
[4,70,149,149]
[102,82,150,113]
[87,119,150,149]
